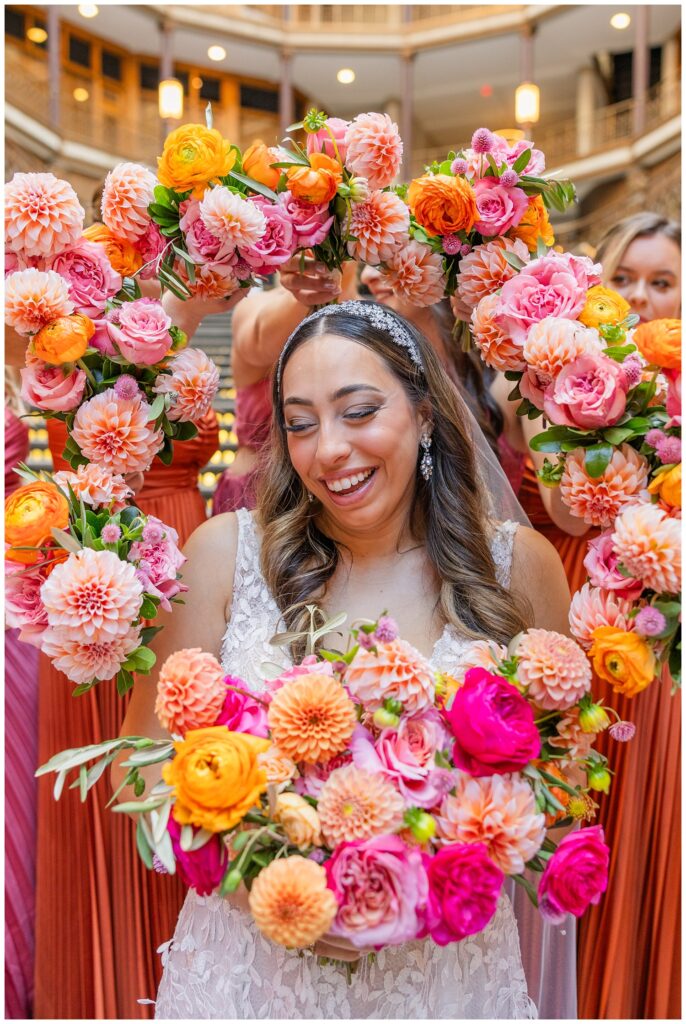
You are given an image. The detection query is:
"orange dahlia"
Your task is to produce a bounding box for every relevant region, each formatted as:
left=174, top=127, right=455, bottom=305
left=155, top=648, right=227, bottom=735
left=267, top=672, right=356, bottom=764
left=457, top=237, right=529, bottom=312
left=611, top=502, right=681, bottom=594
left=471, top=292, right=526, bottom=372
left=248, top=856, right=337, bottom=948
left=317, top=764, right=405, bottom=846
left=383, top=241, right=446, bottom=307
left=344, top=639, right=435, bottom=714
left=70, top=388, right=164, bottom=474
left=345, top=190, right=409, bottom=265
left=559, top=445, right=649, bottom=527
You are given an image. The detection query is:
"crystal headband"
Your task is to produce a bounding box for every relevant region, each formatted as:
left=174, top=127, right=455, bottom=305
left=275, top=300, right=425, bottom=397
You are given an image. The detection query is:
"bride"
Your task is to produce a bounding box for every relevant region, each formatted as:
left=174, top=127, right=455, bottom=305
left=119, top=300, right=571, bottom=1019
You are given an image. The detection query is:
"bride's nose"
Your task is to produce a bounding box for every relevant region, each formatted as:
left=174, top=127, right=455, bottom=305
left=315, top=419, right=352, bottom=465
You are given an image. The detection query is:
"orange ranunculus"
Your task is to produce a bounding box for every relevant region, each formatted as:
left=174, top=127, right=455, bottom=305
left=536, top=761, right=572, bottom=827
left=286, top=152, right=342, bottom=205
left=5, top=481, right=70, bottom=564
left=82, top=223, right=144, bottom=277
left=162, top=727, right=270, bottom=833
left=588, top=626, right=657, bottom=698
left=31, top=312, right=95, bottom=365
left=157, top=123, right=236, bottom=199
left=648, top=463, right=682, bottom=508
left=633, top=318, right=681, bottom=370
left=407, top=173, right=478, bottom=237
left=578, top=285, right=631, bottom=330
left=243, top=139, right=282, bottom=190
left=509, top=194, right=555, bottom=252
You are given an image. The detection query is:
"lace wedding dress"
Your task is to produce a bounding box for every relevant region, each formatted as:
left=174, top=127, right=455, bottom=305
left=154, top=509, right=537, bottom=1019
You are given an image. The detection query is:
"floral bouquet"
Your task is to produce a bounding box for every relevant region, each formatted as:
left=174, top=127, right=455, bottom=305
left=5, top=170, right=221, bottom=470
left=38, top=613, right=621, bottom=954
left=372, top=126, right=575, bottom=309
left=5, top=467, right=185, bottom=695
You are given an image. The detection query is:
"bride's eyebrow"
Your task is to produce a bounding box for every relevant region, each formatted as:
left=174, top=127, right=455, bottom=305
left=283, top=385, right=384, bottom=407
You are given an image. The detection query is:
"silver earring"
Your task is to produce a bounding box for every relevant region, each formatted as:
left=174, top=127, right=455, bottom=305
left=308, top=491, right=315, bottom=503
left=419, top=433, right=433, bottom=481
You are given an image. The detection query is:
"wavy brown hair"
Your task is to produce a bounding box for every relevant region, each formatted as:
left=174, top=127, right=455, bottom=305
left=256, top=304, right=532, bottom=659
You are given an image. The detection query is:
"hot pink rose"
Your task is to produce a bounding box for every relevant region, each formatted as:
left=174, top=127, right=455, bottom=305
left=496, top=257, right=588, bottom=345
left=490, top=136, right=546, bottom=177
left=21, top=357, right=86, bottom=412
left=179, top=199, right=233, bottom=265
left=135, top=222, right=168, bottom=280
left=127, top=516, right=186, bottom=612
left=214, top=678, right=269, bottom=737
left=241, top=196, right=295, bottom=275
left=306, top=117, right=350, bottom=163
left=583, top=530, right=643, bottom=599
left=542, top=353, right=629, bottom=429
left=422, top=842, right=503, bottom=945
left=444, top=667, right=540, bottom=776
left=107, top=297, right=172, bottom=365
left=5, top=561, right=49, bottom=646
left=278, top=193, right=334, bottom=248
left=47, top=240, right=122, bottom=317
left=325, top=835, right=428, bottom=948
left=665, top=369, right=681, bottom=422
left=167, top=817, right=228, bottom=896
left=473, top=178, right=528, bottom=237
left=537, top=825, right=609, bottom=922
left=351, top=711, right=452, bottom=808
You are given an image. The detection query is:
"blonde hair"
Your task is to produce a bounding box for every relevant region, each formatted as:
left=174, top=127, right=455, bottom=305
left=595, top=212, right=681, bottom=282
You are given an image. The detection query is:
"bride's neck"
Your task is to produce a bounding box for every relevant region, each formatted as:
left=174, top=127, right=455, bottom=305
left=317, top=508, right=418, bottom=562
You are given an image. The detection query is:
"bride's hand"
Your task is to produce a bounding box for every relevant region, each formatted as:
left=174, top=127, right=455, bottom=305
left=313, top=932, right=375, bottom=963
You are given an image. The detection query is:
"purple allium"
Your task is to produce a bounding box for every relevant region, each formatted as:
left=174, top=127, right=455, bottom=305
left=655, top=435, right=682, bottom=465
left=374, top=615, right=399, bottom=644
left=442, top=234, right=462, bottom=256
left=499, top=170, right=520, bottom=188
left=114, top=374, right=140, bottom=401
left=460, top=243, right=472, bottom=257
left=622, top=356, right=643, bottom=389
left=450, top=158, right=469, bottom=176
left=471, top=128, right=495, bottom=154
left=152, top=854, right=169, bottom=874
left=101, top=523, right=122, bottom=545
left=142, top=522, right=165, bottom=545
left=308, top=848, right=327, bottom=864
left=634, top=606, right=667, bottom=637
left=233, top=258, right=252, bottom=280
left=357, top=630, right=374, bottom=650
left=646, top=428, right=666, bottom=448
left=609, top=720, right=636, bottom=742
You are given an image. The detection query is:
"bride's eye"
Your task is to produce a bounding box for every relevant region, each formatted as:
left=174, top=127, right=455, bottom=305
left=344, top=406, right=380, bottom=421
left=285, top=420, right=316, bottom=433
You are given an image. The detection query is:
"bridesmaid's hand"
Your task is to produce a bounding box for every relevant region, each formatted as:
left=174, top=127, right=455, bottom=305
left=449, top=293, right=473, bottom=323
left=123, top=472, right=145, bottom=496
left=161, top=287, right=249, bottom=340
left=279, top=255, right=342, bottom=307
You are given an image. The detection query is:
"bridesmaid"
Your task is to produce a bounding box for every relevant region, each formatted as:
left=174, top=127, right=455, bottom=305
left=32, top=290, right=246, bottom=1019
left=577, top=213, right=681, bottom=1020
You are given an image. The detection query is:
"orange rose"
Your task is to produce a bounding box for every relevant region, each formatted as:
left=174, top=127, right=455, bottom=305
left=633, top=318, right=681, bottom=370
left=648, top=463, right=681, bottom=508
left=589, top=626, right=657, bottom=698
left=5, top=481, right=70, bottom=564
left=509, top=195, right=555, bottom=252
left=286, top=152, right=342, bottom=205
left=578, top=285, right=631, bottom=329
left=157, top=123, right=236, bottom=199
left=407, top=174, right=478, bottom=237
left=83, top=224, right=143, bottom=277
left=31, top=312, right=95, bottom=365
left=243, top=139, right=282, bottom=190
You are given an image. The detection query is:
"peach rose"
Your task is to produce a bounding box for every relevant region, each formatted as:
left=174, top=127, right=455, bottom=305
left=242, top=139, right=282, bottom=191
left=578, top=286, right=631, bottom=330
left=274, top=792, right=322, bottom=850
left=509, top=195, right=555, bottom=252
left=407, top=174, right=478, bottom=237
left=286, top=153, right=342, bottom=205
left=31, top=312, right=95, bottom=365
left=5, top=480, right=70, bottom=564
left=83, top=224, right=143, bottom=278
left=589, top=626, right=657, bottom=698
left=633, top=318, right=681, bottom=370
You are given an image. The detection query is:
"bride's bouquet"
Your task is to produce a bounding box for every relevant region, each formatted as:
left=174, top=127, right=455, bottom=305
left=38, top=613, right=619, bottom=952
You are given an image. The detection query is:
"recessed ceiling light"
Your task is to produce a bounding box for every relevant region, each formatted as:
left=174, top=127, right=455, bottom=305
left=27, top=26, right=48, bottom=43
left=208, top=45, right=226, bottom=62
left=78, top=4, right=99, bottom=16
left=336, top=68, right=356, bottom=85
left=610, top=12, right=631, bottom=29
left=73, top=87, right=90, bottom=102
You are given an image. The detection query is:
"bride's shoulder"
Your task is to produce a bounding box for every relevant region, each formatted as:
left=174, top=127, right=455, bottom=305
left=508, top=524, right=572, bottom=633
left=182, top=511, right=242, bottom=592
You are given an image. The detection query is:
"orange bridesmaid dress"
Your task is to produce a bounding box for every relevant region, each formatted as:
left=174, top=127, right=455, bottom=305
left=33, top=413, right=219, bottom=1020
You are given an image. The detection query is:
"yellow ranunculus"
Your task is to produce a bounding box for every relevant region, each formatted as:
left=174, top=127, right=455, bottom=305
left=589, top=626, right=657, bottom=698
left=648, top=463, right=682, bottom=508
left=32, top=312, right=94, bottom=365
left=578, top=285, right=631, bottom=329
left=5, top=480, right=70, bottom=564
left=157, top=124, right=236, bottom=198
left=274, top=792, right=322, bottom=850
left=163, top=727, right=270, bottom=833
left=509, top=195, right=555, bottom=252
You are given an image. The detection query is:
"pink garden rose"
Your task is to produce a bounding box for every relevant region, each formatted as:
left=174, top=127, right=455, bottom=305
left=537, top=825, right=609, bottom=923
left=47, top=240, right=122, bottom=317
left=444, top=667, right=540, bottom=776
left=241, top=196, right=296, bottom=275
left=306, top=117, right=350, bottom=163
left=473, top=178, right=529, bottom=237
left=107, top=297, right=172, bottom=365
left=422, top=842, right=503, bottom=945
left=5, top=561, right=49, bottom=646
left=496, top=253, right=589, bottom=345
left=214, top=678, right=269, bottom=737
left=135, top=222, right=169, bottom=280
left=294, top=750, right=354, bottom=798
left=490, top=136, right=546, bottom=177
left=325, top=835, right=428, bottom=948
left=89, top=314, right=117, bottom=356
left=167, top=818, right=228, bottom=896
left=542, top=353, right=629, bottom=429
left=21, top=356, right=86, bottom=412
left=179, top=199, right=233, bottom=265
left=278, top=193, right=334, bottom=248
left=583, top=530, right=643, bottom=599
left=665, top=368, right=681, bottom=423
left=127, top=516, right=186, bottom=612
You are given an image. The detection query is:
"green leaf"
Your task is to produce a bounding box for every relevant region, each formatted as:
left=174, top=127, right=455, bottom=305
left=528, top=426, right=580, bottom=452
left=226, top=170, right=279, bottom=201
left=502, top=251, right=527, bottom=271
left=157, top=438, right=174, bottom=466
left=604, top=344, right=637, bottom=362
left=50, top=527, right=81, bottom=553
left=140, top=625, right=163, bottom=645
left=171, top=420, right=199, bottom=442
left=511, top=147, right=532, bottom=174
left=136, top=816, right=154, bottom=869
left=116, top=668, right=135, bottom=696
left=584, top=442, right=613, bottom=478
left=140, top=595, right=160, bottom=620
left=125, top=646, right=157, bottom=674
left=147, top=393, right=165, bottom=422
left=286, top=120, right=304, bottom=132
left=602, top=426, right=635, bottom=445
left=512, top=872, right=539, bottom=907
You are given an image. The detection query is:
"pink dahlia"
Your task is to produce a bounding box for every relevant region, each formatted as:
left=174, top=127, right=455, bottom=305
left=317, top=764, right=405, bottom=846
left=101, top=162, right=157, bottom=242
left=153, top=347, right=220, bottom=423
left=53, top=462, right=133, bottom=511
left=382, top=241, right=446, bottom=307
left=523, top=317, right=603, bottom=377
left=471, top=292, right=526, bottom=372
left=448, top=639, right=509, bottom=683
left=345, top=190, right=409, bottom=265
left=612, top=502, right=681, bottom=594
left=47, top=240, right=122, bottom=318
left=344, top=112, right=403, bottom=190
left=5, top=172, right=84, bottom=258
left=41, top=624, right=141, bottom=685
left=5, top=269, right=74, bottom=335
left=437, top=773, right=546, bottom=874
left=71, top=388, right=164, bottom=474
left=569, top=584, right=636, bottom=649
left=198, top=188, right=266, bottom=250
left=560, top=445, right=649, bottom=528
left=155, top=648, right=227, bottom=734
left=179, top=198, right=233, bottom=265
left=457, top=237, right=530, bottom=313
left=515, top=628, right=591, bottom=710
left=344, top=638, right=435, bottom=714
left=40, top=547, right=143, bottom=644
